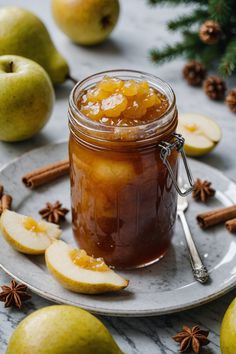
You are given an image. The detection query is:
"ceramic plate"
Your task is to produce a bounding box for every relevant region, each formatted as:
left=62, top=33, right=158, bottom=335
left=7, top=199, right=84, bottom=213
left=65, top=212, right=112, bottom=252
left=0, top=141, right=236, bottom=317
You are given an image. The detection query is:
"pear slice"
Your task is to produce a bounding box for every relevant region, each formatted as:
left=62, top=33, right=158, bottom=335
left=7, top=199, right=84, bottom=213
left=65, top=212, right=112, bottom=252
left=177, top=113, right=222, bottom=156
left=0, top=210, right=61, bottom=255
left=45, top=240, right=129, bottom=294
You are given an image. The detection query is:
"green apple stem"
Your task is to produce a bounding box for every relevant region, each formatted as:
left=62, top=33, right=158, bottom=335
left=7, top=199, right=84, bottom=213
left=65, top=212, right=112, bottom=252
left=67, top=74, right=79, bottom=85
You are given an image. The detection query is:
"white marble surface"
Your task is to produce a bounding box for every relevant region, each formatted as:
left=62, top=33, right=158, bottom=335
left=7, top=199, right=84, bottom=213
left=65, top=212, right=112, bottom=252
left=0, top=0, right=236, bottom=353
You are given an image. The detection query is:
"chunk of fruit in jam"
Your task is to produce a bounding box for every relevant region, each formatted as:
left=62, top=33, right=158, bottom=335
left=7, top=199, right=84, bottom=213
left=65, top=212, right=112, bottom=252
left=87, top=88, right=109, bottom=102
left=123, top=99, right=147, bottom=119
left=101, top=93, right=128, bottom=118
left=98, top=76, right=123, bottom=92
left=80, top=102, right=103, bottom=120
left=92, top=159, right=135, bottom=184
left=137, top=80, right=149, bottom=95
left=122, top=80, right=138, bottom=96
left=78, top=76, right=169, bottom=126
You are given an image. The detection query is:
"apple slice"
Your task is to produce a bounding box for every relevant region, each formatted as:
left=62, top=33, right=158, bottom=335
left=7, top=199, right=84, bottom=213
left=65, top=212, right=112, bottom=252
left=177, top=113, right=222, bottom=156
left=0, top=210, right=61, bottom=255
left=45, top=240, right=129, bottom=294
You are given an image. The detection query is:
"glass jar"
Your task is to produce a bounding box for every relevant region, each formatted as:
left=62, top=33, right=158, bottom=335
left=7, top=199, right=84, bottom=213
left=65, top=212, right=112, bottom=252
left=68, top=70, right=193, bottom=269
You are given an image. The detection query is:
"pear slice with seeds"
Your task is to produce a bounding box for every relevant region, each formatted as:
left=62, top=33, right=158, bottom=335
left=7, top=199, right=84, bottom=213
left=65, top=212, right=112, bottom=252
left=0, top=209, right=61, bottom=254
left=45, top=240, right=129, bottom=294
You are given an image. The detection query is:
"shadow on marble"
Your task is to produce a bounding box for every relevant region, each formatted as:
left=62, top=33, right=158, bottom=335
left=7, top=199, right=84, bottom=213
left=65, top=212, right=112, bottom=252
left=54, top=81, right=75, bottom=101
left=203, top=348, right=217, bottom=354
left=195, top=153, right=232, bottom=178
left=73, top=38, right=124, bottom=57
left=0, top=133, right=54, bottom=164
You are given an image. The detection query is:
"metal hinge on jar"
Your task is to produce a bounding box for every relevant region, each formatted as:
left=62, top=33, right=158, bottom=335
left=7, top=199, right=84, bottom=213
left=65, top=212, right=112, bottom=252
left=159, top=133, right=194, bottom=197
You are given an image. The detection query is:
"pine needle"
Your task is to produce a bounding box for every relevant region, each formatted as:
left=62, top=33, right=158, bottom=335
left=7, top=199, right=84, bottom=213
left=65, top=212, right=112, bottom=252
left=219, top=38, right=236, bottom=76
left=148, top=0, right=205, bottom=5
left=168, top=9, right=208, bottom=31
left=208, top=0, right=231, bottom=25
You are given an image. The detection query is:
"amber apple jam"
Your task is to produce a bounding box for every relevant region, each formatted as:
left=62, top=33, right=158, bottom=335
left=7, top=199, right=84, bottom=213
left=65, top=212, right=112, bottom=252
left=68, top=70, right=179, bottom=269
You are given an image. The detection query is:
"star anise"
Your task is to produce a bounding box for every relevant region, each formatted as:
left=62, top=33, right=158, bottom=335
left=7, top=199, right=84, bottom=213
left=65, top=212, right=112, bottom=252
left=39, top=201, right=69, bottom=224
left=192, top=179, right=215, bottom=203
left=0, top=280, right=31, bottom=309
left=173, top=325, right=210, bottom=353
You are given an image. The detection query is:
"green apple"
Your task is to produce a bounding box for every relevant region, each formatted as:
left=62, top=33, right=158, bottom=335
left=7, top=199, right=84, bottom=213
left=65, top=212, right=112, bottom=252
left=6, top=305, right=124, bottom=354
left=0, top=55, right=54, bottom=142
left=220, top=297, right=236, bottom=354
left=51, top=0, right=120, bottom=46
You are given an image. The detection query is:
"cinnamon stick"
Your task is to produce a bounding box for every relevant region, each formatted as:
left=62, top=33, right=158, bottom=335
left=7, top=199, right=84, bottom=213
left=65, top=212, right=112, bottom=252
left=22, top=160, right=70, bottom=189
left=225, top=218, right=236, bottom=233
left=0, top=195, right=12, bottom=215
left=197, top=205, right=236, bottom=229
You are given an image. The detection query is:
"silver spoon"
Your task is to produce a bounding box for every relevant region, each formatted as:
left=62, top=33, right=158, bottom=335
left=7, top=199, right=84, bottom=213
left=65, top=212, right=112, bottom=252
left=177, top=195, right=209, bottom=284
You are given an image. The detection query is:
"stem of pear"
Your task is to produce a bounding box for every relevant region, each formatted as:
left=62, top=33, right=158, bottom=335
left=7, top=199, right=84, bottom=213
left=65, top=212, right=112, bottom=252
left=67, top=74, right=79, bottom=85
left=6, top=61, right=14, bottom=73
left=9, top=61, right=14, bottom=73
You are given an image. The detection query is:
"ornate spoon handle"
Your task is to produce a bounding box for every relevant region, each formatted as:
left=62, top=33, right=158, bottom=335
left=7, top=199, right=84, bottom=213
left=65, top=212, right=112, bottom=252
left=178, top=211, right=209, bottom=284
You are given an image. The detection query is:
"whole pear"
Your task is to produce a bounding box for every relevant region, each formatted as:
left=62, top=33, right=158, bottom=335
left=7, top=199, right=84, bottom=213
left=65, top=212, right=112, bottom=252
left=6, top=305, right=124, bottom=354
left=52, top=0, right=120, bottom=46
left=220, top=298, right=236, bottom=354
left=0, top=6, right=70, bottom=85
left=0, top=55, right=54, bottom=142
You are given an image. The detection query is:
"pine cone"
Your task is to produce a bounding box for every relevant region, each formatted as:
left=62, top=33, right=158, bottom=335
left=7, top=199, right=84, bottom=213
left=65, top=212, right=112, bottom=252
left=225, top=88, right=236, bottom=113
left=183, top=61, right=206, bottom=86
left=203, top=76, right=226, bottom=100
left=199, top=20, right=222, bottom=45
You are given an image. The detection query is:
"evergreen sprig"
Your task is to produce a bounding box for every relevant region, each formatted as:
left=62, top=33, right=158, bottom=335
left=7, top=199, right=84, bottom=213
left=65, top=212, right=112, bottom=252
left=208, top=0, right=231, bottom=25
left=150, top=43, right=187, bottom=63
left=148, top=0, right=206, bottom=5
left=150, top=32, right=205, bottom=64
left=148, top=0, right=204, bottom=4
left=219, top=38, right=236, bottom=76
left=150, top=0, right=236, bottom=77
left=168, top=9, right=208, bottom=31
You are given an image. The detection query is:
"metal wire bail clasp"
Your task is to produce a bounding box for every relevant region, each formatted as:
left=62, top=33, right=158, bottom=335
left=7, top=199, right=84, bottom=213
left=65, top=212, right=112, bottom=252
left=159, top=133, right=194, bottom=197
